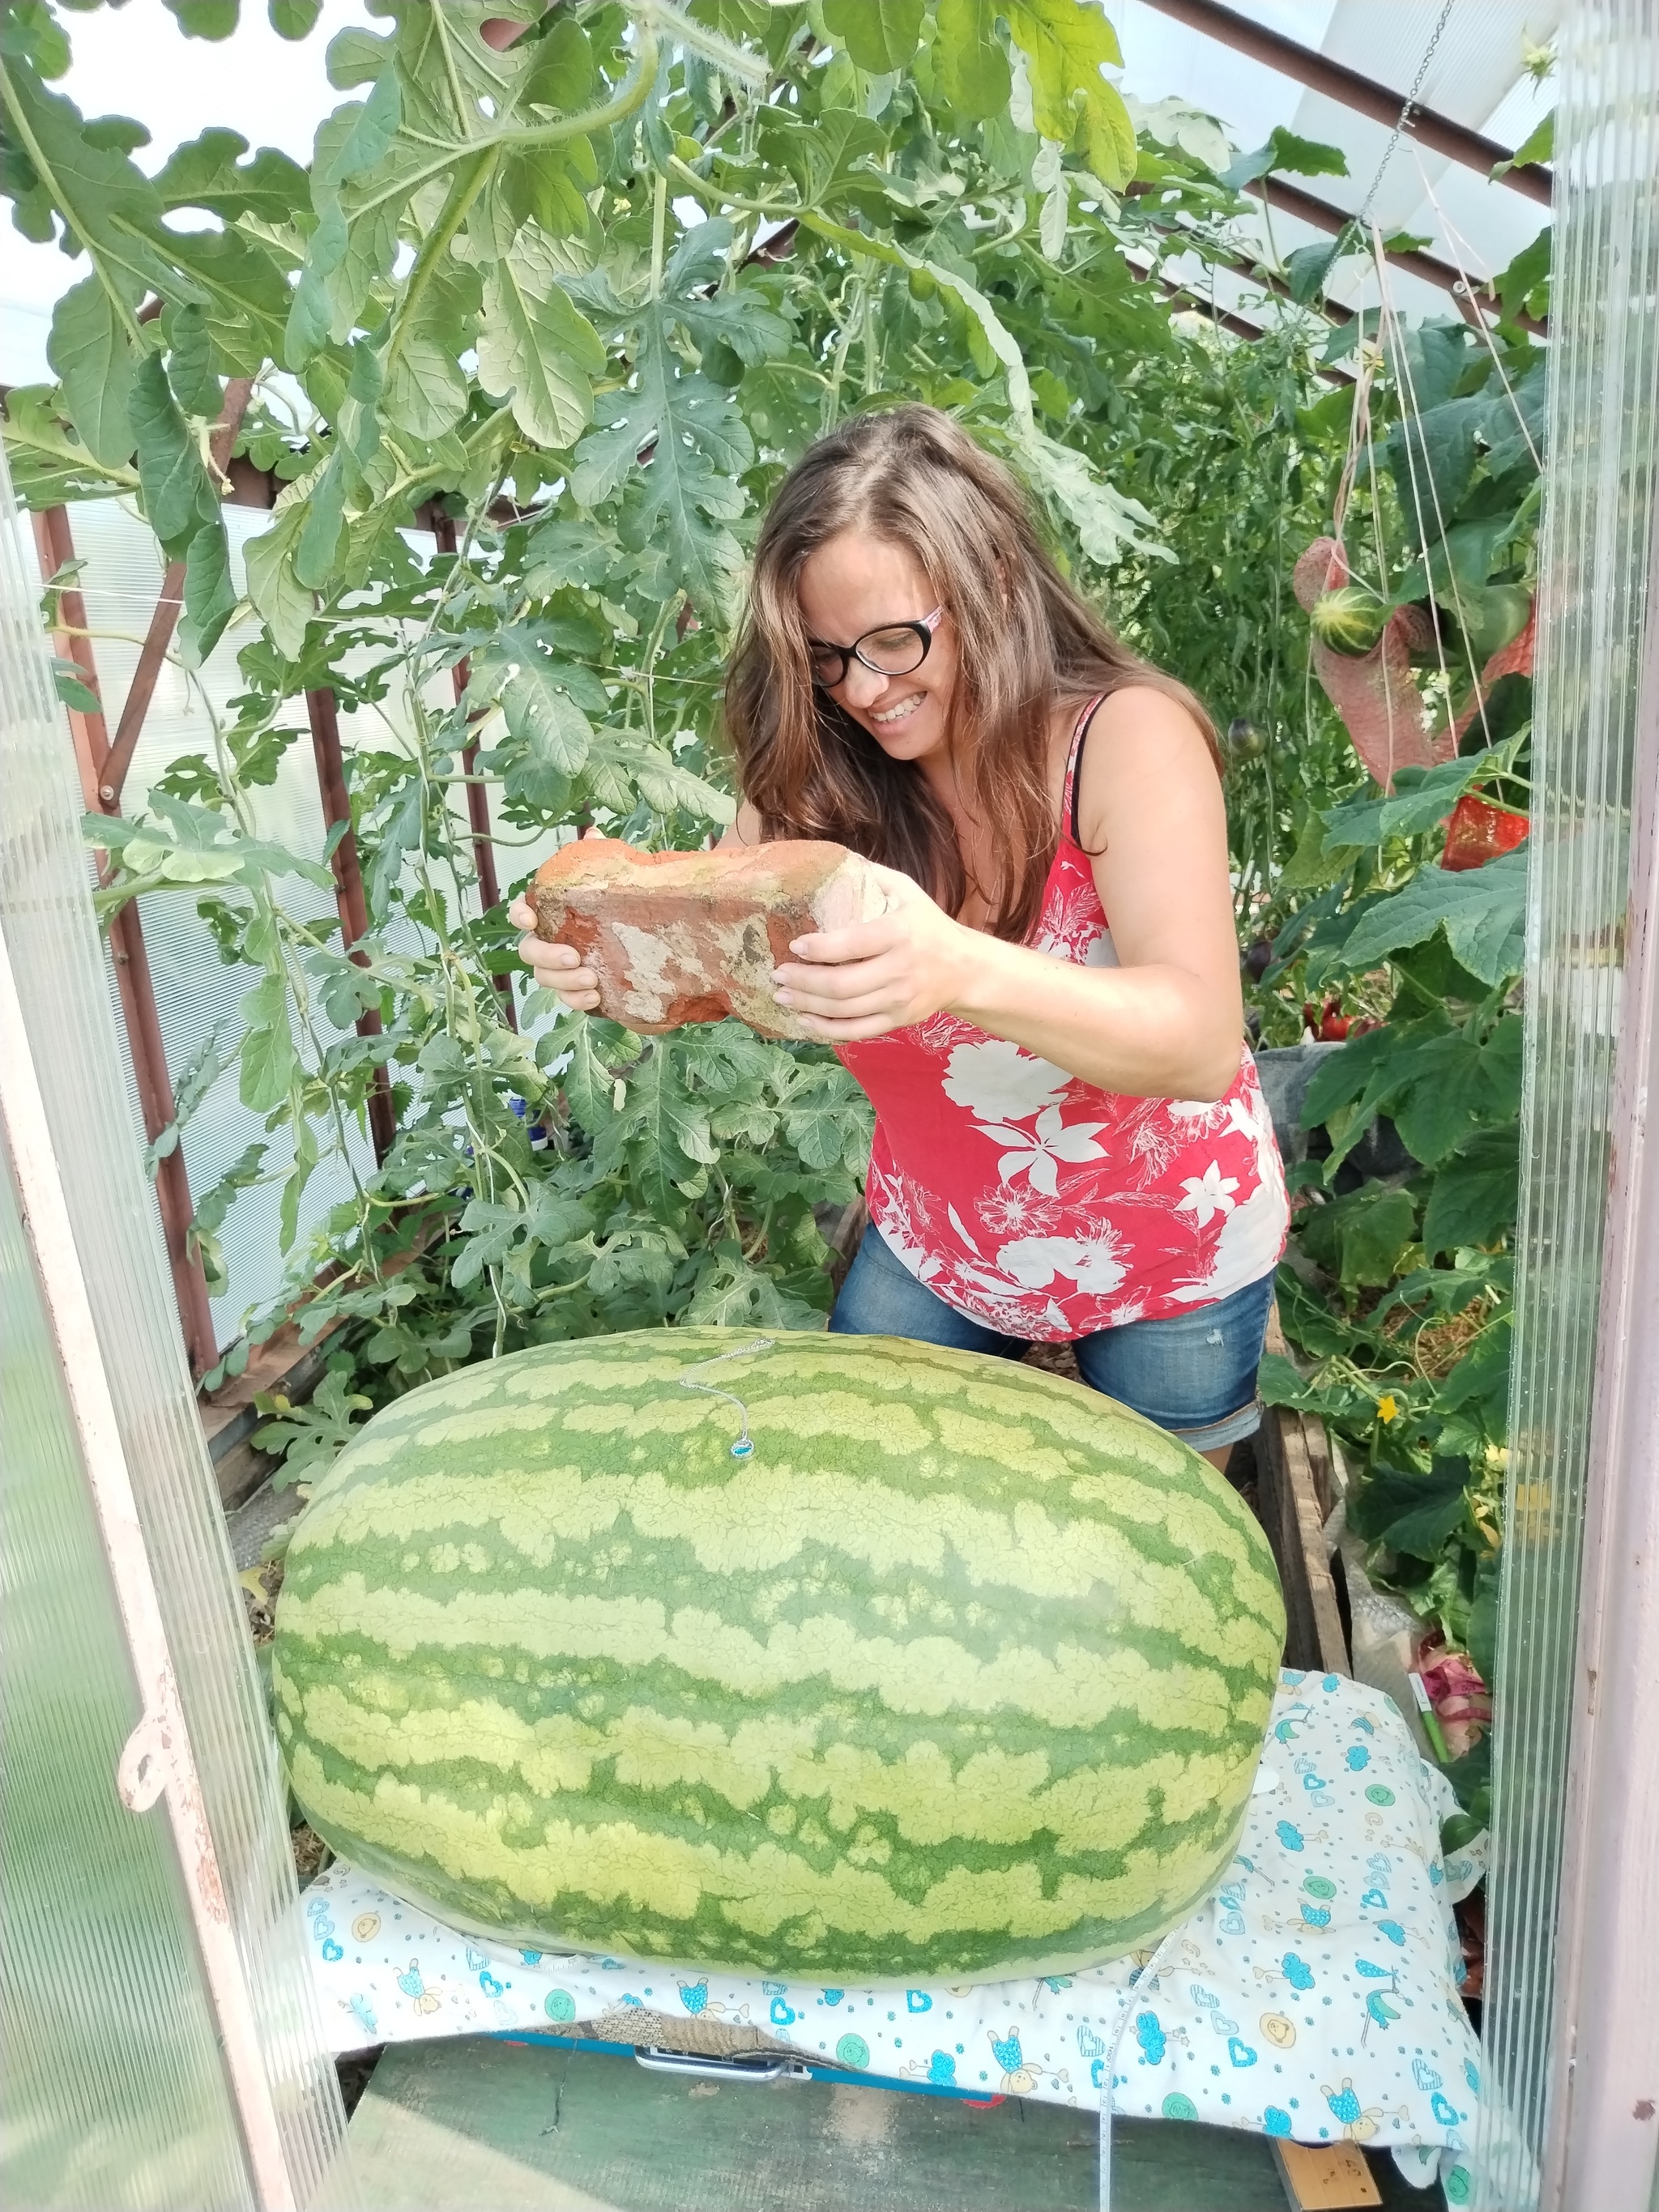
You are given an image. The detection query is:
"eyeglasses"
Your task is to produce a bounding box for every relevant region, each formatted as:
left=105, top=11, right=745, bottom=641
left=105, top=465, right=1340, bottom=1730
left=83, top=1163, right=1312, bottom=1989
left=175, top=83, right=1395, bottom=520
left=807, top=606, right=945, bottom=689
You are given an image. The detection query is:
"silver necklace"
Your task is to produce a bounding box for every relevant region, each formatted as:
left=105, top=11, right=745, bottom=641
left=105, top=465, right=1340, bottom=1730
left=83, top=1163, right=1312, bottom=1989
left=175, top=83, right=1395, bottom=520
left=677, top=1337, right=776, bottom=1459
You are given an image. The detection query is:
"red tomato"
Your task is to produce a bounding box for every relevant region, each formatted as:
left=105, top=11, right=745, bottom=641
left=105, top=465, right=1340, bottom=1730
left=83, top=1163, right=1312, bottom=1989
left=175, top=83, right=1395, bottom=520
left=1320, top=1013, right=1352, bottom=1041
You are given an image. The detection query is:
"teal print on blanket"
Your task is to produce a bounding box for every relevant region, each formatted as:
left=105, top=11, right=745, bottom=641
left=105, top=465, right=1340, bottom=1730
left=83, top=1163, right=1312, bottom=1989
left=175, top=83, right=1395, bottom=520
left=679, top=1979, right=709, bottom=2014
left=544, top=1988, right=576, bottom=2022
left=1262, top=2104, right=1292, bottom=2137
left=836, top=2034, right=869, bottom=2068
left=990, top=2028, right=1025, bottom=2082
left=926, top=2051, right=956, bottom=2085
left=1135, top=2013, right=1167, bottom=2065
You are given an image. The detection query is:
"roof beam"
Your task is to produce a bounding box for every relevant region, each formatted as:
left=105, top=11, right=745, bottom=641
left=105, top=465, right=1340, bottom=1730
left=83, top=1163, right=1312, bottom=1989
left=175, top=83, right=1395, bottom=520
left=1137, top=0, right=1554, bottom=207
left=1248, top=177, right=1548, bottom=336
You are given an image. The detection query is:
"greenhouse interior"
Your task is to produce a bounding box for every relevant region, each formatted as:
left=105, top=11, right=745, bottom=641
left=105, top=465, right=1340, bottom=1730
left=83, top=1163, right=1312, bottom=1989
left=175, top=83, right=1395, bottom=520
left=2, top=1, right=1656, bottom=2208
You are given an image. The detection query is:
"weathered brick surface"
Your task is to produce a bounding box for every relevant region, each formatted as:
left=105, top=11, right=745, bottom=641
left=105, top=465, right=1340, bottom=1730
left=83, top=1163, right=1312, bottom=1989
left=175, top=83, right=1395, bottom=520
left=530, top=837, right=889, bottom=1038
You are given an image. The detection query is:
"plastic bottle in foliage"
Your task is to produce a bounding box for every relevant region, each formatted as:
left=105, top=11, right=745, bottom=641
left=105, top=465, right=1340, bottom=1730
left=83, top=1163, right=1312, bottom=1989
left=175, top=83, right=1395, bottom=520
left=1441, top=794, right=1529, bottom=872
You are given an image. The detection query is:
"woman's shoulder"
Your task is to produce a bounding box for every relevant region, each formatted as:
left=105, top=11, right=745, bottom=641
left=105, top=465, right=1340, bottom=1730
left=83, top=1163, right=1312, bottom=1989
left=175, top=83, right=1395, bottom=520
left=1068, top=683, right=1222, bottom=847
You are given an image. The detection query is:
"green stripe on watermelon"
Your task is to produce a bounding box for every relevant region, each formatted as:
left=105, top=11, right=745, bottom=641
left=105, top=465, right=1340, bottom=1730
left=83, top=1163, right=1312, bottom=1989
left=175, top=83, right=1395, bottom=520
left=275, top=1329, right=1283, bottom=1980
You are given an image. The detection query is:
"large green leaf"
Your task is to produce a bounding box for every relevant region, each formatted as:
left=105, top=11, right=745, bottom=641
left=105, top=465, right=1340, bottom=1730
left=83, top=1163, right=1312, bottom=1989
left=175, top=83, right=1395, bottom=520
left=45, top=275, right=136, bottom=468
left=822, top=0, right=923, bottom=71
left=1221, top=126, right=1347, bottom=189
left=381, top=260, right=479, bottom=443
left=1296, top=1181, right=1417, bottom=1289
left=477, top=226, right=604, bottom=450
left=934, top=0, right=1012, bottom=118
left=237, top=972, right=298, bottom=1110
left=128, top=353, right=218, bottom=556
left=242, top=504, right=313, bottom=660
left=1337, top=849, right=1528, bottom=987
left=1350, top=1457, right=1472, bottom=1560
left=1004, top=0, right=1134, bottom=187
left=0, top=63, right=183, bottom=301
left=150, top=127, right=309, bottom=219
left=1422, top=1125, right=1520, bottom=1257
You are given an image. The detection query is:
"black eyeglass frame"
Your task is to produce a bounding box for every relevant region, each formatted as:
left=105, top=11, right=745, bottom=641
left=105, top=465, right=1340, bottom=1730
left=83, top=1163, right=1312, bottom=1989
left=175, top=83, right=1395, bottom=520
left=806, top=605, right=946, bottom=690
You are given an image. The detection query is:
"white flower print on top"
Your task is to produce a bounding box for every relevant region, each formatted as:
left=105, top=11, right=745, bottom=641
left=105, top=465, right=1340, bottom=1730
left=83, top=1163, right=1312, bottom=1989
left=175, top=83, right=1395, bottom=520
left=996, top=1232, right=1128, bottom=1295
left=979, top=1186, right=1063, bottom=1238
left=835, top=695, right=1290, bottom=1340
left=983, top=1106, right=1108, bottom=1197
left=941, top=1037, right=1071, bottom=1122
left=1175, top=1160, right=1239, bottom=1227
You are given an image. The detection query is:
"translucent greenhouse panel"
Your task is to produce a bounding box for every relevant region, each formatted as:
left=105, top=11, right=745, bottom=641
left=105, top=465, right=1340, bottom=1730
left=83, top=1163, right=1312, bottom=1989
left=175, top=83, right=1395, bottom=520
left=18, top=501, right=377, bottom=1349
left=0, top=455, right=349, bottom=2204
left=1479, top=4, right=1659, bottom=2209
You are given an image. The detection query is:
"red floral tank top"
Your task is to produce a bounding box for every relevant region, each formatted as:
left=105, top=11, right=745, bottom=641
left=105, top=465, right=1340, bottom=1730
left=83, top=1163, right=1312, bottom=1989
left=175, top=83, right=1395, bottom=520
left=835, top=701, right=1289, bottom=1340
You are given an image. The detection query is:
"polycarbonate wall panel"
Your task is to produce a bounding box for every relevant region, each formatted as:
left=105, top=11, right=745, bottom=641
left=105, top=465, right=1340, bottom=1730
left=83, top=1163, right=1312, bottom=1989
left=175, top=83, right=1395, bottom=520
left=1478, top=5, right=1659, bottom=2206
left=1, top=1157, right=254, bottom=2210
left=0, top=455, right=348, bottom=2201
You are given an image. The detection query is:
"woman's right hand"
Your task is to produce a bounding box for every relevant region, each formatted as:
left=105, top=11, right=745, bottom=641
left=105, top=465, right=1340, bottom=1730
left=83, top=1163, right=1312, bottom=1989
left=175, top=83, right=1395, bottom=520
left=510, top=895, right=601, bottom=1012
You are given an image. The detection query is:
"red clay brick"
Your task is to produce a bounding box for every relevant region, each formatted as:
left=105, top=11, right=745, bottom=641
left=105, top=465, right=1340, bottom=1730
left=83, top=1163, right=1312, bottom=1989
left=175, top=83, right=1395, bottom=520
left=530, top=838, right=889, bottom=1038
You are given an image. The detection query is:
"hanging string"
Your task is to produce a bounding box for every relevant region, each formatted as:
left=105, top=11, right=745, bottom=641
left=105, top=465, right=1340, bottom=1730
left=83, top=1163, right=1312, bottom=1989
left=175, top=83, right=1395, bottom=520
left=1369, top=225, right=1496, bottom=757
left=1405, top=142, right=1546, bottom=473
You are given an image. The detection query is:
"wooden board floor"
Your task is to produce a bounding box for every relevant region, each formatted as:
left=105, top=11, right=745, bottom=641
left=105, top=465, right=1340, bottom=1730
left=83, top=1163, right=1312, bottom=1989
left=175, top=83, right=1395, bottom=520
left=322, top=2038, right=1431, bottom=2211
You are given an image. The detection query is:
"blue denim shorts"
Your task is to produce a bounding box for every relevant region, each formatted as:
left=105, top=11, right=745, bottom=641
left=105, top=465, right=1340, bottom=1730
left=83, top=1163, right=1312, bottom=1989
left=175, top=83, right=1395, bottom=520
left=830, top=1222, right=1273, bottom=1453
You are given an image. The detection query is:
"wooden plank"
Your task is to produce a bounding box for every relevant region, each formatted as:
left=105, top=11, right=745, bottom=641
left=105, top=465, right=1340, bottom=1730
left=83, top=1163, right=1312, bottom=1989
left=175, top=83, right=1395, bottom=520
left=1274, top=2137, right=1383, bottom=2207
left=326, top=2039, right=1320, bottom=2211
left=1260, top=1303, right=1350, bottom=1677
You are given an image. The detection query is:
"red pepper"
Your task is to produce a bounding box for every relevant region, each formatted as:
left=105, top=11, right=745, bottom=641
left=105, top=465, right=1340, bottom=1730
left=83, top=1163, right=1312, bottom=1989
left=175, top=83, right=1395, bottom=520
left=1442, top=793, right=1529, bottom=873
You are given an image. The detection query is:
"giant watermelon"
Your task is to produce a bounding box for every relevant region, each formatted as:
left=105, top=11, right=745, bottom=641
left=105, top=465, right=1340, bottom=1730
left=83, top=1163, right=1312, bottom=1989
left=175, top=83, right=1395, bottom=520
left=274, top=1330, right=1284, bottom=1981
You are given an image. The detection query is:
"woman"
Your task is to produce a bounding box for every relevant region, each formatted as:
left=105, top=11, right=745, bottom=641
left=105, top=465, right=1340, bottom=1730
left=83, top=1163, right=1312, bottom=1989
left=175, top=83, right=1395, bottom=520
left=514, top=407, right=1288, bottom=1469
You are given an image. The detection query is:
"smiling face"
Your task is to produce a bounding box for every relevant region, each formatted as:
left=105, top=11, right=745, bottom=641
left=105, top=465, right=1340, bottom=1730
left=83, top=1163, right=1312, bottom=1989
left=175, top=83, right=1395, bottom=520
left=797, top=530, right=958, bottom=768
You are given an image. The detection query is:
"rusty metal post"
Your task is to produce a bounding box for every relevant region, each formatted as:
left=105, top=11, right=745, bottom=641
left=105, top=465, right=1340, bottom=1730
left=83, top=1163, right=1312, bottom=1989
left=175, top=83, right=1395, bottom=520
left=35, top=505, right=220, bottom=1378
left=305, top=687, right=397, bottom=1164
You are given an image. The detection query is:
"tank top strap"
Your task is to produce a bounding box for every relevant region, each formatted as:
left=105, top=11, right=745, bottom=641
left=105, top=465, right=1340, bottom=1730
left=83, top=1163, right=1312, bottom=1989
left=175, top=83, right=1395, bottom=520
left=1060, top=694, right=1107, bottom=850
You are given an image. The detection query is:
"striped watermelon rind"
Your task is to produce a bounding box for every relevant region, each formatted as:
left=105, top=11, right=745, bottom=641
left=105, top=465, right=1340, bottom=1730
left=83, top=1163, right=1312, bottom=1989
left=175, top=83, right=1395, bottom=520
left=274, top=1330, right=1284, bottom=1980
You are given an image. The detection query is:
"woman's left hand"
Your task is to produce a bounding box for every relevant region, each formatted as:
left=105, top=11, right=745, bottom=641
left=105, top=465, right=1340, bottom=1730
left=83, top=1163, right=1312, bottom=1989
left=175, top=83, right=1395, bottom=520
left=771, top=864, right=978, bottom=1039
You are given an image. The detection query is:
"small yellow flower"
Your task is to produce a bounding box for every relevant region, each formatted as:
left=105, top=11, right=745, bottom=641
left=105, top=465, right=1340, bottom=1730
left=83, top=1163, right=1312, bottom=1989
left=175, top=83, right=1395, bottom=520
left=1376, top=1394, right=1399, bottom=1423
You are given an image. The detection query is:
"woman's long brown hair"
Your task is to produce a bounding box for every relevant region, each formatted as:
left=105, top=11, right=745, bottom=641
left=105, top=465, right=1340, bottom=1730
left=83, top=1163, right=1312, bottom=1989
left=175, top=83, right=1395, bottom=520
left=723, top=405, right=1218, bottom=944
